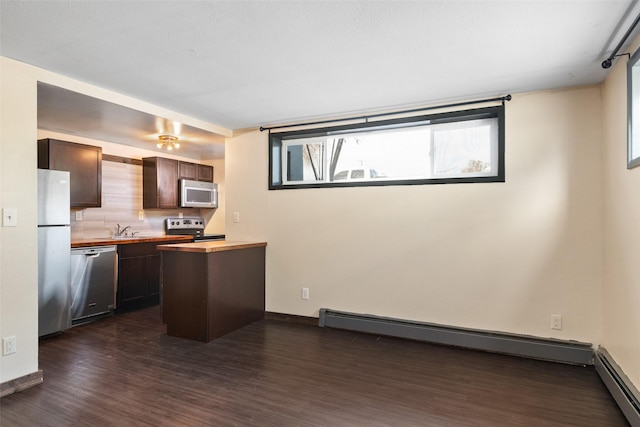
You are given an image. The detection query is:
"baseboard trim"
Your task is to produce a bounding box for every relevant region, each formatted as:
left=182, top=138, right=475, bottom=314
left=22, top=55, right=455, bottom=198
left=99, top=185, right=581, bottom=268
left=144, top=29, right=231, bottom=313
left=595, top=348, right=640, bottom=427
left=265, top=311, right=318, bottom=326
left=319, top=308, right=593, bottom=365
left=0, top=370, right=43, bottom=398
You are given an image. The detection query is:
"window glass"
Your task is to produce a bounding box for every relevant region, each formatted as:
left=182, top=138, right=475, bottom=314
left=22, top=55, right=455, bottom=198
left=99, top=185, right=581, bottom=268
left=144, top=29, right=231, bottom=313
left=351, top=169, right=365, bottom=179
left=334, top=170, right=349, bottom=180
left=270, top=105, right=504, bottom=189
left=285, top=141, right=325, bottom=182
left=628, top=46, right=640, bottom=169
left=432, top=120, right=497, bottom=178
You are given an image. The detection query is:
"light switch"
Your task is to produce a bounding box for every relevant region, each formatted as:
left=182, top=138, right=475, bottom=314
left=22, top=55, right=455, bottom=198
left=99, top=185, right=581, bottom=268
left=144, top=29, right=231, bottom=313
left=2, top=208, right=17, bottom=227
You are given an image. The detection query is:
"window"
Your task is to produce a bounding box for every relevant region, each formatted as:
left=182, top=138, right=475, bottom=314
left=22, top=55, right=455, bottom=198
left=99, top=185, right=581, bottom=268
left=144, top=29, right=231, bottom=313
left=628, top=45, right=640, bottom=169
left=269, top=105, right=505, bottom=189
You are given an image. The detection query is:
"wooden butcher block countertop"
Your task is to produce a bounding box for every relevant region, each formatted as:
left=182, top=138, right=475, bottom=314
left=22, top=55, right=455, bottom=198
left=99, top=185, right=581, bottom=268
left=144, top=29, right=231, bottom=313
left=71, top=235, right=194, bottom=248
left=157, top=240, right=267, bottom=253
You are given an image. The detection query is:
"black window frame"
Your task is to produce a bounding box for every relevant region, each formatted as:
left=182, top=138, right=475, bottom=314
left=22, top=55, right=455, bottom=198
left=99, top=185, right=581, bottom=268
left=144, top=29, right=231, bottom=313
left=269, top=105, right=505, bottom=190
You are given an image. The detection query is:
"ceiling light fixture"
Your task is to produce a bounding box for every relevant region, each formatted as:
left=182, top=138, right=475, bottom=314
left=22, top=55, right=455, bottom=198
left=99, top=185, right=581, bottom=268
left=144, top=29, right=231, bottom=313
left=157, top=134, right=180, bottom=151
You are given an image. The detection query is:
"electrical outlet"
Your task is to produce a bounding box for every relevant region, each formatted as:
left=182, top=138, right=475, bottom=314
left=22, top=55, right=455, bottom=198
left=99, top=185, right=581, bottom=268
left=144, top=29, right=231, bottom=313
left=301, top=287, right=309, bottom=300
left=138, top=211, right=144, bottom=221
left=233, top=212, right=240, bottom=223
left=551, top=314, right=562, bottom=330
left=75, top=210, right=83, bottom=221
left=2, top=336, right=16, bottom=355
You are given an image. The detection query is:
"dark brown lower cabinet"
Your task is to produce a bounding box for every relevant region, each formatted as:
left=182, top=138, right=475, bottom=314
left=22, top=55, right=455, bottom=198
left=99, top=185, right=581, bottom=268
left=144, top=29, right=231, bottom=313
left=118, top=256, right=147, bottom=309
left=117, top=242, right=177, bottom=312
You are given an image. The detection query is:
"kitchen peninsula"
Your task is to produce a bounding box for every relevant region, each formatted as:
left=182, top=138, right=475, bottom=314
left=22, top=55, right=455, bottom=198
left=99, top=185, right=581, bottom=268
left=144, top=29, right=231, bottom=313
left=158, top=240, right=267, bottom=342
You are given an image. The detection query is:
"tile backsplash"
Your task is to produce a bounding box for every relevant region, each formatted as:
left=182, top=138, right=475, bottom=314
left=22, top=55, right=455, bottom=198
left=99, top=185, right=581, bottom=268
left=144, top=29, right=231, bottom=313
left=70, top=160, right=200, bottom=239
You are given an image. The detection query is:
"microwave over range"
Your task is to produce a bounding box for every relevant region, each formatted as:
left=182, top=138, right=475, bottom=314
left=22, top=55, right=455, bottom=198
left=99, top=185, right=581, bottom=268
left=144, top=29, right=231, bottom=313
left=180, top=179, right=218, bottom=208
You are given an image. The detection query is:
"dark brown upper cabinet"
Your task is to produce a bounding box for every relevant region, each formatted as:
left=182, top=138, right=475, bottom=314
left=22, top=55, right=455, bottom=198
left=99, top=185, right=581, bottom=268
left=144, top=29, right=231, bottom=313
left=143, top=157, right=179, bottom=209
left=197, top=164, right=214, bottom=182
left=179, top=161, right=214, bottom=183
left=178, top=161, right=198, bottom=181
left=38, top=138, right=102, bottom=208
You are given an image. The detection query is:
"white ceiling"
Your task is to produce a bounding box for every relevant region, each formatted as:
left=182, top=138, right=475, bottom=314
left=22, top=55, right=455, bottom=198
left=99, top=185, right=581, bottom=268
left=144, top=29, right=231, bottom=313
left=2, top=1, right=640, bottom=158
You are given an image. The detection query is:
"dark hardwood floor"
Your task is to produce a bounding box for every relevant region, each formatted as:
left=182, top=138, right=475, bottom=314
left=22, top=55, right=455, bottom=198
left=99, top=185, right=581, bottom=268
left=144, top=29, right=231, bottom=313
left=1, top=306, right=629, bottom=426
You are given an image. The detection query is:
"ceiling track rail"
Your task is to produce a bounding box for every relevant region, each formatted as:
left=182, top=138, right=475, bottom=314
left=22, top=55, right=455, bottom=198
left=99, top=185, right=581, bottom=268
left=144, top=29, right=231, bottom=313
left=602, top=11, right=640, bottom=69
left=259, top=94, right=511, bottom=133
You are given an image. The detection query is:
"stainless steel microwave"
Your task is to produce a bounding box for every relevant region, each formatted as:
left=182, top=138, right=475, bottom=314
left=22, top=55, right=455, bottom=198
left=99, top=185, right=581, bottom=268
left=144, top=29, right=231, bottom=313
left=180, top=179, right=218, bottom=208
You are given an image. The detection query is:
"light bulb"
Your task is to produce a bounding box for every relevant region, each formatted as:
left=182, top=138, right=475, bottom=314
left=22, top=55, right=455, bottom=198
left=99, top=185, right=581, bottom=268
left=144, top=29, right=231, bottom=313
left=157, top=134, right=179, bottom=150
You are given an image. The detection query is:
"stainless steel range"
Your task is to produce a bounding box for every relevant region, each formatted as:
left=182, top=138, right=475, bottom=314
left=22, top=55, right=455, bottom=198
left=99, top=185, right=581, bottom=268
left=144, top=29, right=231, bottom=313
left=165, top=217, right=225, bottom=241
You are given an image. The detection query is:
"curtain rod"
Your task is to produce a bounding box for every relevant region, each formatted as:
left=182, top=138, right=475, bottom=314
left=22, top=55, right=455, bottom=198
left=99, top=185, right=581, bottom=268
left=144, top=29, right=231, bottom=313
left=602, top=11, right=640, bottom=68
left=259, top=94, right=512, bottom=132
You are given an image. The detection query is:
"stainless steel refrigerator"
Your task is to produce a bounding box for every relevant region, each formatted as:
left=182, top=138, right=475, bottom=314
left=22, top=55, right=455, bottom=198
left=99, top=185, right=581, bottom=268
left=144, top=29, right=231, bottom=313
left=38, top=169, right=71, bottom=337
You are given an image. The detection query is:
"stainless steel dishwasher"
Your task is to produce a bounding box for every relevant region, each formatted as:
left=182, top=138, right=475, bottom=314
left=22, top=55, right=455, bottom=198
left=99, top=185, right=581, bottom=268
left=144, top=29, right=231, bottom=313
left=70, top=246, right=116, bottom=325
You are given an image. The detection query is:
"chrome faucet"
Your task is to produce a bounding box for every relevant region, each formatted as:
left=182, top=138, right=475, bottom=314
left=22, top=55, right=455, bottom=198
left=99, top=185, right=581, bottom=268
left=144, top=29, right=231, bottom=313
left=115, top=224, right=131, bottom=237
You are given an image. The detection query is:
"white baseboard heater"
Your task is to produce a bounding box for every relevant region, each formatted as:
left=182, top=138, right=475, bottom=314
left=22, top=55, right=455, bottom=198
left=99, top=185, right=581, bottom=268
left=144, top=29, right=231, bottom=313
left=595, top=348, right=640, bottom=427
left=318, top=309, right=593, bottom=365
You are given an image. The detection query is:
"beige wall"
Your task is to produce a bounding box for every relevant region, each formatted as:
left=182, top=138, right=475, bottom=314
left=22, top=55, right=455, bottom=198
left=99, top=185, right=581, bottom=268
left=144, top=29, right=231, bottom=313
left=203, top=158, right=226, bottom=235
left=601, top=39, right=640, bottom=389
left=0, top=57, right=40, bottom=382
left=226, top=86, right=604, bottom=344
